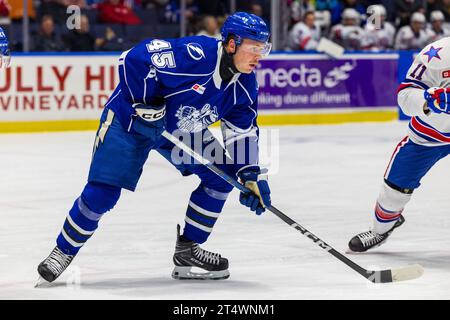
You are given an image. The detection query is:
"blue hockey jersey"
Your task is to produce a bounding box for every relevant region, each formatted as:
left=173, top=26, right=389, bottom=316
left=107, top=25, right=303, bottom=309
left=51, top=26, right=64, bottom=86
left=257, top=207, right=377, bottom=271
left=104, top=35, right=260, bottom=171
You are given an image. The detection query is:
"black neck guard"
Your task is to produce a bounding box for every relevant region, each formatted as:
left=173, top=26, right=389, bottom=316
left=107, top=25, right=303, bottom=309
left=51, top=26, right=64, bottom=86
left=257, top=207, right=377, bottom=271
left=219, top=47, right=240, bottom=82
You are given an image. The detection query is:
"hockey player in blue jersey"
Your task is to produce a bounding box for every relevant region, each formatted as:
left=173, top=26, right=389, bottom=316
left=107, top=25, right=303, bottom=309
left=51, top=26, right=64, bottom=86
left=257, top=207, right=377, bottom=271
left=37, top=12, right=273, bottom=283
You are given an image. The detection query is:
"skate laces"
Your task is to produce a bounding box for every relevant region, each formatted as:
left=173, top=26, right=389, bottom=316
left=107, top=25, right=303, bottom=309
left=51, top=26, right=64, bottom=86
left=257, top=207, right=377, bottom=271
left=358, top=231, right=385, bottom=247
left=193, top=244, right=221, bottom=265
left=45, top=247, right=73, bottom=275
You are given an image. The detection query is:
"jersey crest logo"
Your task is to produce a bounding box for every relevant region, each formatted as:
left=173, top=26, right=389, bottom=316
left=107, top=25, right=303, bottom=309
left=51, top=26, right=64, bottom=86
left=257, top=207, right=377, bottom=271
left=186, top=43, right=206, bottom=61
left=175, top=104, right=218, bottom=132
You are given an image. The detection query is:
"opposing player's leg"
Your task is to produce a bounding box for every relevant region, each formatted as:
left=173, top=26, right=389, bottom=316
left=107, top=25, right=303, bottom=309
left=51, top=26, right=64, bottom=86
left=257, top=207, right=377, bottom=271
left=37, top=109, right=157, bottom=284
left=349, top=137, right=450, bottom=253
left=158, top=130, right=234, bottom=279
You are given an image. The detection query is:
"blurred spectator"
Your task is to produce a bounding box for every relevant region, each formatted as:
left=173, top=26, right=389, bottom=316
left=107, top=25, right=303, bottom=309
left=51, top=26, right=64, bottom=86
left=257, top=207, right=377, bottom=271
left=196, top=15, right=221, bottom=40
left=0, top=0, right=10, bottom=24
left=86, top=0, right=104, bottom=5
left=123, top=0, right=139, bottom=8
left=31, top=15, right=65, bottom=51
left=62, top=14, right=95, bottom=51
left=364, top=4, right=395, bottom=51
left=39, top=0, right=66, bottom=24
left=164, top=0, right=198, bottom=24
left=256, top=0, right=271, bottom=19
left=426, top=10, right=450, bottom=41
left=395, top=12, right=429, bottom=49
left=329, top=8, right=365, bottom=50
left=69, top=0, right=87, bottom=6
left=394, top=0, right=426, bottom=28
left=0, top=0, right=9, bottom=13
left=68, top=0, right=87, bottom=6
left=249, top=0, right=272, bottom=28
left=331, top=0, right=366, bottom=26
left=290, top=0, right=315, bottom=25
left=380, top=0, right=396, bottom=22
left=96, top=26, right=126, bottom=50
left=249, top=2, right=263, bottom=17
left=288, top=11, right=321, bottom=51
left=427, top=0, right=450, bottom=21
left=97, top=0, right=142, bottom=24
left=8, top=0, right=36, bottom=21
left=237, top=0, right=270, bottom=22
left=141, top=0, right=169, bottom=9
left=197, top=0, right=227, bottom=17
left=316, top=0, right=340, bottom=11
left=216, top=15, right=226, bottom=31
left=40, top=0, right=87, bottom=25
left=426, top=0, right=440, bottom=17
left=441, top=0, right=450, bottom=20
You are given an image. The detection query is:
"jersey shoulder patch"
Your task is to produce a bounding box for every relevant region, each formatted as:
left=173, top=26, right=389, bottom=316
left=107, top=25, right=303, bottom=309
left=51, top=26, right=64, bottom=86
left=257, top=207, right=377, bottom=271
left=418, top=38, right=450, bottom=69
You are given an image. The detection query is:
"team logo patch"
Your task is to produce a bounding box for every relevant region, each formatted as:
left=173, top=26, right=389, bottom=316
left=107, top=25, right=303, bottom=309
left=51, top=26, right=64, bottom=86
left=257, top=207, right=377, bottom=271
left=442, top=70, right=450, bottom=78
left=192, top=84, right=206, bottom=94
left=423, top=46, right=442, bottom=63
left=186, top=43, right=206, bottom=61
left=175, top=104, right=218, bottom=133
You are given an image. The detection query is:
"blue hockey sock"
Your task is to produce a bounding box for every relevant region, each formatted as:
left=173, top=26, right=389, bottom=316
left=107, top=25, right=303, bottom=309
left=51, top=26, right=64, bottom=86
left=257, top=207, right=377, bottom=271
left=56, top=182, right=121, bottom=255
left=183, top=185, right=229, bottom=244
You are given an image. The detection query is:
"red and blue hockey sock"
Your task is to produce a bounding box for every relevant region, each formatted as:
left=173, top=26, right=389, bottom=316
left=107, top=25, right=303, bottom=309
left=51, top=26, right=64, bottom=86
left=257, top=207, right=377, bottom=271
left=373, top=182, right=411, bottom=235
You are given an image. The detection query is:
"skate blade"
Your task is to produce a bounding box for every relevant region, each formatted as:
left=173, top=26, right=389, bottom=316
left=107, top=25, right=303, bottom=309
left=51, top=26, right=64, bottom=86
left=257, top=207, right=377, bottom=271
left=34, top=276, right=52, bottom=288
left=172, top=266, right=230, bottom=280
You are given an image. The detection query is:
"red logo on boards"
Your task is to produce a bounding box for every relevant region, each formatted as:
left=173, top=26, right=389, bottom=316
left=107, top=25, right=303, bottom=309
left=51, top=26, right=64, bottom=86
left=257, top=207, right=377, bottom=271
left=442, top=70, right=450, bottom=78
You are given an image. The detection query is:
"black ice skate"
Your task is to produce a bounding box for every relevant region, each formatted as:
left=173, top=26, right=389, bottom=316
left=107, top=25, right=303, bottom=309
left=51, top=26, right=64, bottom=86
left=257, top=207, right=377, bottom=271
left=348, top=215, right=405, bottom=253
left=172, top=225, right=229, bottom=280
left=36, top=246, right=74, bottom=286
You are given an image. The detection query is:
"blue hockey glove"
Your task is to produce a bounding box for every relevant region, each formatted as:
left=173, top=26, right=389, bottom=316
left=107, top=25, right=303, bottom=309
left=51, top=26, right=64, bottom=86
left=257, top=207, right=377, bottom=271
left=238, top=166, right=271, bottom=215
left=0, top=27, right=11, bottom=69
left=131, top=103, right=166, bottom=144
left=424, top=87, right=450, bottom=114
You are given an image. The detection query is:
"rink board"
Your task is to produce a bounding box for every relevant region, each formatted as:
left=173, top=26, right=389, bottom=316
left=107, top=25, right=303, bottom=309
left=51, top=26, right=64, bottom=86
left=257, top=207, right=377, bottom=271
left=0, top=53, right=400, bottom=133
left=0, top=109, right=399, bottom=133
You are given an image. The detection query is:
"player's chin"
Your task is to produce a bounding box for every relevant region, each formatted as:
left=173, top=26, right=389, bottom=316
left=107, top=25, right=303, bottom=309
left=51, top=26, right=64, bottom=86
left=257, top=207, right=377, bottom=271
left=241, top=65, right=256, bottom=74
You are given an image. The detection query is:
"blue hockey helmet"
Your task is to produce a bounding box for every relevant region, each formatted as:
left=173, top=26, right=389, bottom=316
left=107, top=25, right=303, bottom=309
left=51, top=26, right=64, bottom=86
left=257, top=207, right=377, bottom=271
left=221, top=12, right=270, bottom=45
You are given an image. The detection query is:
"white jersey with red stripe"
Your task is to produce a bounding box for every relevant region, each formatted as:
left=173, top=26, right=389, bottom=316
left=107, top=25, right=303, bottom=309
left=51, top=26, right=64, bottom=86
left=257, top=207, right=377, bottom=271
left=397, top=37, right=450, bottom=146
left=364, top=22, right=395, bottom=51
left=288, top=22, right=320, bottom=51
left=394, top=26, right=430, bottom=50
left=426, top=27, right=450, bottom=43
left=329, top=24, right=365, bottom=50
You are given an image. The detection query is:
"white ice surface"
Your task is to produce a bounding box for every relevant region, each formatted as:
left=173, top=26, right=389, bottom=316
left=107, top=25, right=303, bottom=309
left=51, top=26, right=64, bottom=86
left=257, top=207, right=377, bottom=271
left=1, top=122, right=449, bottom=300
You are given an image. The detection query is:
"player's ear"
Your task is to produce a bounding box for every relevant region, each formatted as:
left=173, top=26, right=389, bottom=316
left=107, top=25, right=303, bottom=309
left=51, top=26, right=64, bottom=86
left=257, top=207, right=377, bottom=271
left=226, top=38, right=237, bottom=54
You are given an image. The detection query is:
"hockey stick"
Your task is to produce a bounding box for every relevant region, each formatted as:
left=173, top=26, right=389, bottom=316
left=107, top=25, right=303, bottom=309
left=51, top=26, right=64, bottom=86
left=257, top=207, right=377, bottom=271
left=162, top=131, right=424, bottom=283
